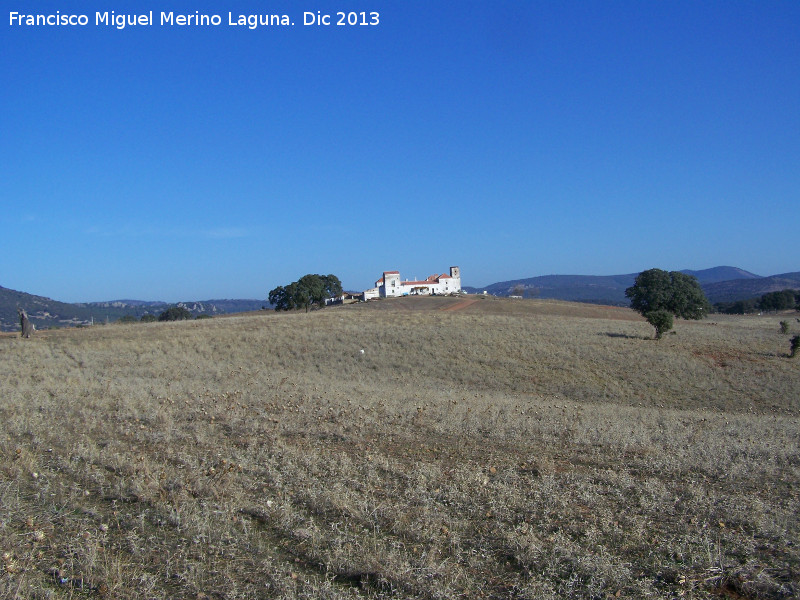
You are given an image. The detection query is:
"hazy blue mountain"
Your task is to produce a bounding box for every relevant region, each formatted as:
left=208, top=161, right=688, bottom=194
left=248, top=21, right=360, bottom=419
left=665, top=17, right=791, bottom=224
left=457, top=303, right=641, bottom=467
left=1, top=286, right=266, bottom=332
left=463, top=266, right=796, bottom=306
left=463, top=274, right=638, bottom=305
left=772, top=271, right=800, bottom=280
left=702, top=274, right=800, bottom=304
left=678, top=266, right=761, bottom=284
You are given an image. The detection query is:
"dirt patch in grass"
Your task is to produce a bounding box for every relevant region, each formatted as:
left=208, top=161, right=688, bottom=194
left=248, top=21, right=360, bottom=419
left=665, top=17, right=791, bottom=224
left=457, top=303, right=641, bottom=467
left=440, top=298, right=480, bottom=312
left=692, top=349, right=763, bottom=368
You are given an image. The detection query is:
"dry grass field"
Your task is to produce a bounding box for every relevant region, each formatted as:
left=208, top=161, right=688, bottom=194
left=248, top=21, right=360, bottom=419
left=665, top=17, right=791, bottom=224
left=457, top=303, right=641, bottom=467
left=1, top=296, right=798, bottom=599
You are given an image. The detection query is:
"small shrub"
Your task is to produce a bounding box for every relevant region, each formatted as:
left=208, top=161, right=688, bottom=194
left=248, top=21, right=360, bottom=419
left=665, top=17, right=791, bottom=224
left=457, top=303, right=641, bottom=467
left=791, top=335, right=800, bottom=358
left=196, top=314, right=212, bottom=320
left=118, top=315, right=138, bottom=324
left=140, top=314, right=157, bottom=323
left=780, top=321, right=789, bottom=334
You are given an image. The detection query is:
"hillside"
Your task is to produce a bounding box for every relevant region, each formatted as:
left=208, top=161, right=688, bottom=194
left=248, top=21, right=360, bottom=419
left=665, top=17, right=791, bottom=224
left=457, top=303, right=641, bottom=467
left=463, top=273, right=637, bottom=304
left=702, top=273, right=800, bottom=303
left=464, top=266, right=800, bottom=306
left=680, top=266, right=761, bottom=284
left=0, top=286, right=97, bottom=331
left=2, top=297, right=797, bottom=599
left=0, top=285, right=265, bottom=332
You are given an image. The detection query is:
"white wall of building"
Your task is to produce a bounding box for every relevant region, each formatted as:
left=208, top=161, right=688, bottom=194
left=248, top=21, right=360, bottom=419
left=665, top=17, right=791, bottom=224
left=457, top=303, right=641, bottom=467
left=371, top=266, right=461, bottom=298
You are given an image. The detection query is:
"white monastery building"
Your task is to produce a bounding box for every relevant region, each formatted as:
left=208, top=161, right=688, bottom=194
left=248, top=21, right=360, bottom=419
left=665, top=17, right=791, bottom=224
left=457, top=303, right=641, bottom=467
left=363, top=266, right=461, bottom=300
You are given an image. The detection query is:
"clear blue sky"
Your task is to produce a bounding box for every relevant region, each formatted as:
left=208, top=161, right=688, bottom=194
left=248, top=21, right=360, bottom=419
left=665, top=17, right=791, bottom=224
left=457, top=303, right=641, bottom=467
left=2, top=1, right=798, bottom=302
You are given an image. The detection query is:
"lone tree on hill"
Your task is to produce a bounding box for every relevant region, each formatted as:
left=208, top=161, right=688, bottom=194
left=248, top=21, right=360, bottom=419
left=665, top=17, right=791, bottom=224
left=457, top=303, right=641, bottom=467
left=625, top=268, right=711, bottom=339
left=269, top=274, right=343, bottom=312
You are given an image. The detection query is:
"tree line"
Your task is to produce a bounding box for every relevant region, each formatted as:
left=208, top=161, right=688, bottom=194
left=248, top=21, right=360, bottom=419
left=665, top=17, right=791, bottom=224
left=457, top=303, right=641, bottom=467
left=713, top=289, right=800, bottom=315
left=117, top=306, right=203, bottom=323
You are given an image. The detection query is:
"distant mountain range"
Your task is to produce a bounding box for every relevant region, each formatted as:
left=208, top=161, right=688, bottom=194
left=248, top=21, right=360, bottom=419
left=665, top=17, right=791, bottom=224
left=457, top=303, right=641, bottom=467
left=4, top=265, right=799, bottom=332
left=463, top=266, right=800, bottom=306
left=0, top=286, right=266, bottom=332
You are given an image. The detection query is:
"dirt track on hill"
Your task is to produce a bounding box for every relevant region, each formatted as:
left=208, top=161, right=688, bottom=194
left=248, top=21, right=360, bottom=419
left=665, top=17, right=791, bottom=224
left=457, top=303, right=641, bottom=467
left=440, top=298, right=480, bottom=311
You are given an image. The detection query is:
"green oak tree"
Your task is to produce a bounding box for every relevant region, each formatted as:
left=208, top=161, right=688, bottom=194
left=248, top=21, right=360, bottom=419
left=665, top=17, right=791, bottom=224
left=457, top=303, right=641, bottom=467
left=269, top=274, right=343, bottom=312
left=625, top=268, right=711, bottom=339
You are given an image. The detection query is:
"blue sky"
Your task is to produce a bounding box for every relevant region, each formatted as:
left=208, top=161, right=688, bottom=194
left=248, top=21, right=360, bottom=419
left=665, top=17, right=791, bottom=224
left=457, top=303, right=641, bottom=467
left=2, top=1, right=798, bottom=302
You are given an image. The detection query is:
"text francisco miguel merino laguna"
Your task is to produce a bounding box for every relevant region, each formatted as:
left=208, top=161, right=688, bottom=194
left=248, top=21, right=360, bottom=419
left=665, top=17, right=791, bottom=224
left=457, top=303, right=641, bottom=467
left=8, top=10, right=381, bottom=29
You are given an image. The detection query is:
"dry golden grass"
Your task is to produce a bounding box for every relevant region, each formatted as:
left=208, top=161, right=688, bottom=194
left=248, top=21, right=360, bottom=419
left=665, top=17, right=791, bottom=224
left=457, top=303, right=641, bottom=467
left=1, top=297, right=798, bottom=599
